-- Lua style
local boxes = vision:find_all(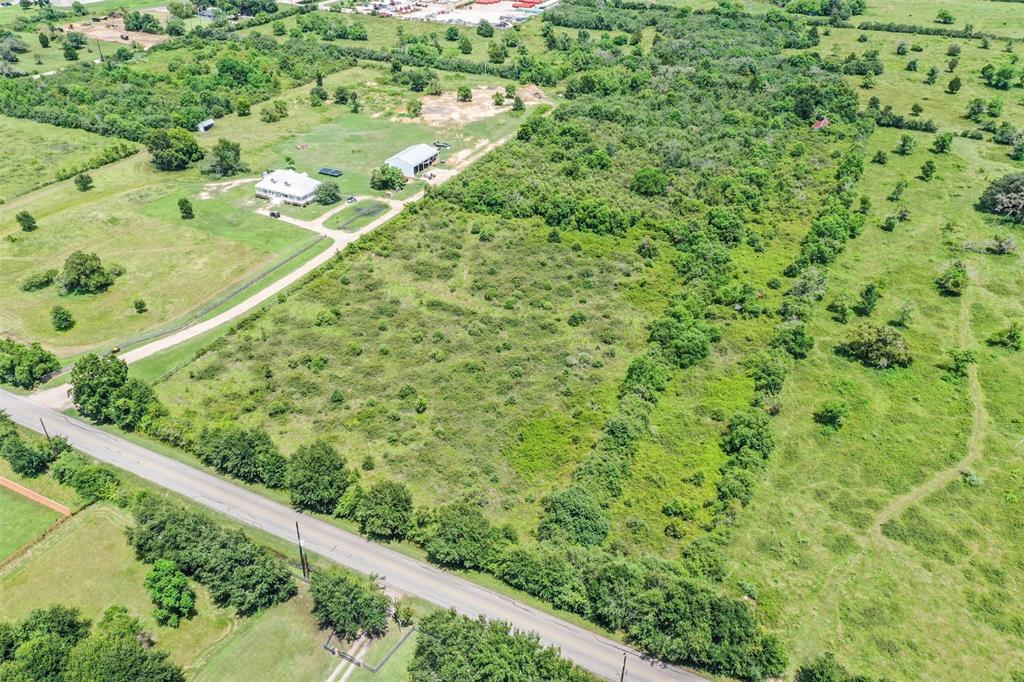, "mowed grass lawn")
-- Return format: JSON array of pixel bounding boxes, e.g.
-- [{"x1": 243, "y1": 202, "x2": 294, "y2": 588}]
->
[
  {"x1": 0, "y1": 116, "x2": 121, "y2": 202},
  {"x1": 0, "y1": 504, "x2": 336, "y2": 681},
  {"x1": 0, "y1": 486, "x2": 60, "y2": 561},
  {"x1": 0, "y1": 149, "x2": 314, "y2": 357},
  {"x1": 724, "y1": 125, "x2": 1024, "y2": 679}
]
